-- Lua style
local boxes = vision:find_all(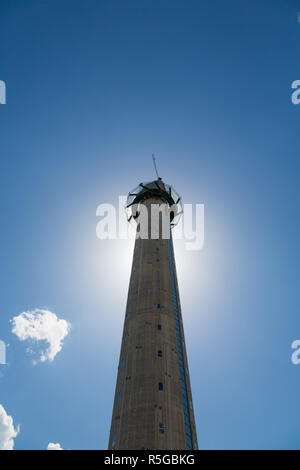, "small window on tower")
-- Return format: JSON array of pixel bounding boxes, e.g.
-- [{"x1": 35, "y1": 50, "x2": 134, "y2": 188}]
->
[
  {"x1": 156, "y1": 258, "x2": 159, "y2": 262},
  {"x1": 112, "y1": 434, "x2": 116, "y2": 447},
  {"x1": 158, "y1": 382, "x2": 163, "y2": 391},
  {"x1": 157, "y1": 350, "x2": 163, "y2": 357},
  {"x1": 157, "y1": 304, "x2": 161, "y2": 309},
  {"x1": 158, "y1": 423, "x2": 165, "y2": 434},
  {"x1": 157, "y1": 324, "x2": 162, "y2": 330}
]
